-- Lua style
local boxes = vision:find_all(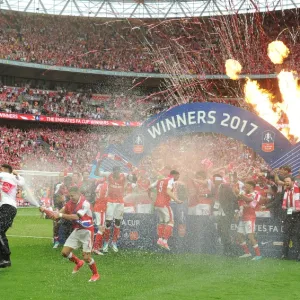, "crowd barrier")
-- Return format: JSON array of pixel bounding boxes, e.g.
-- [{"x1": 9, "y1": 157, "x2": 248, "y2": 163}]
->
[
  {"x1": 55, "y1": 203, "x2": 291, "y2": 258},
  {"x1": 118, "y1": 213, "x2": 287, "y2": 258}
]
